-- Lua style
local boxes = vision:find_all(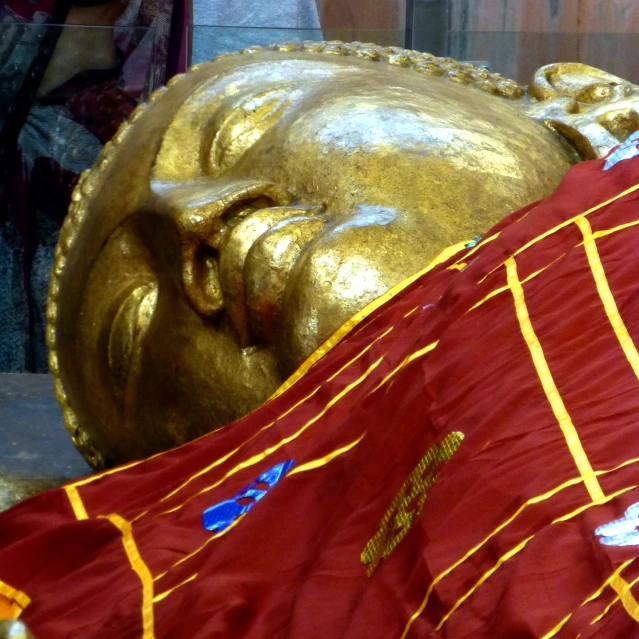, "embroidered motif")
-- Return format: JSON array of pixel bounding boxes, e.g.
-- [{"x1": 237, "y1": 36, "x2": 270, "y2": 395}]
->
[
  {"x1": 604, "y1": 131, "x2": 639, "y2": 171},
  {"x1": 361, "y1": 432, "x2": 464, "y2": 576},
  {"x1": 596, "y1": 502, "x2": 639, "y2": 546},
  {"x1": 202, "y1": 460, "x2": 294, "y2": 532}
]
